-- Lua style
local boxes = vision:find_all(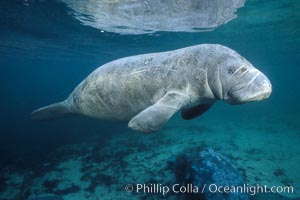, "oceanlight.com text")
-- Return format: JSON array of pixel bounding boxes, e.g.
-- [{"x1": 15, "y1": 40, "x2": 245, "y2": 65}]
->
[{"x1": 125, "y1": 183, "x2": 294, "y2": 196}]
